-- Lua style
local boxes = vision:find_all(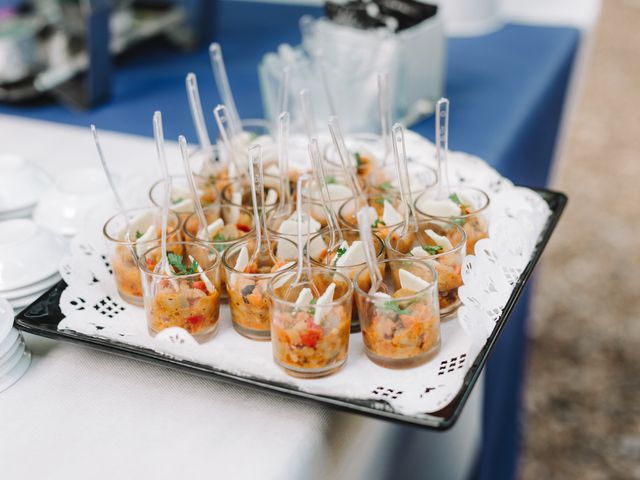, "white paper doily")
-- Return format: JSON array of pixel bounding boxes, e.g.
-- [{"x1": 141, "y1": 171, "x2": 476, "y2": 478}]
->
[{"x1": 56, "y1": 142, "x2": 550, "y2": 417}]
